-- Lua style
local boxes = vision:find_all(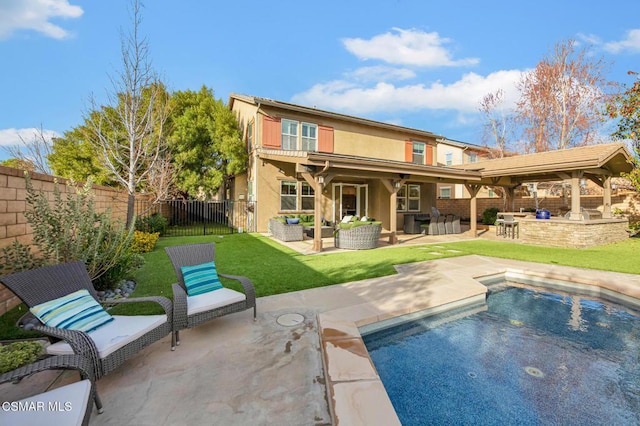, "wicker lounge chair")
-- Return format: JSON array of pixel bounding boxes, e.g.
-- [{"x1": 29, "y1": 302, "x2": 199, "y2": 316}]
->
[
  {"x1": 165, "y1": 243, "x2": 257, "y2": 346},
  {"x1": 0, "y1": 261, "x2": 175, "y2": 378},
  {"x1": 334, "y1": 223, "x2": 382, "y2": 250},
  {"x1": 0, "y1": 354, "x2": 100, "y2": 425}
]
